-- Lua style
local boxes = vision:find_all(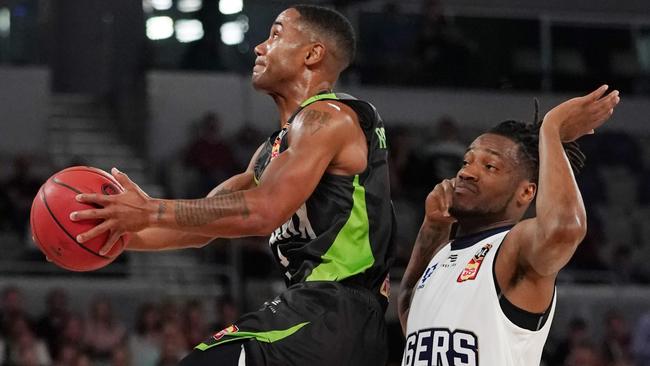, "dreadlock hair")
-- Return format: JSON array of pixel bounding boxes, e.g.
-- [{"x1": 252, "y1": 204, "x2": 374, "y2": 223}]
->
[
  {"x1": 488, "y1": 99, "x2": 586, "y2": 184},
  {"x1": 291, "y1": 4, "x2": 356, "y2": 70}
]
